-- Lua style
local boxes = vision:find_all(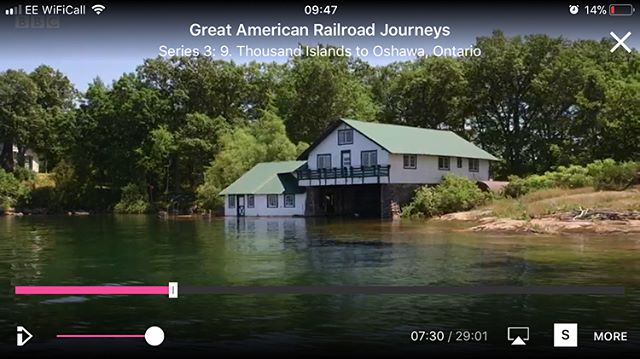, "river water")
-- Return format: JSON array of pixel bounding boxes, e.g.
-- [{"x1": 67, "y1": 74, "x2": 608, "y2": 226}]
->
[{"x1": 1, "y1": 215, "x2": 639, "y2": 356}]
